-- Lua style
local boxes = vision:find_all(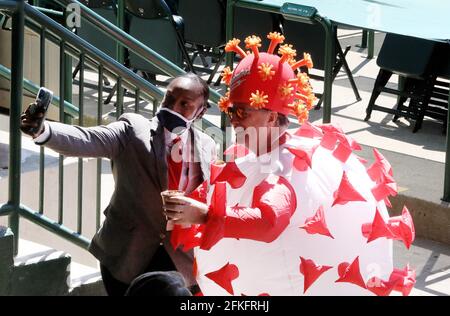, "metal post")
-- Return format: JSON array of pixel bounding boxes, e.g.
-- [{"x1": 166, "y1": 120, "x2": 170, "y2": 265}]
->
[
  {"x1": 9, "y1": 0, "x2": 25, "y2": 254},
  {"x1": 223, "y1": 0, "x2": 236, "y2": 151},
  {"x1": 367, "y1": 30, "x2": 375, "y2": 59},
  {"x1": 58, "y1": 40, "x2": 65, "y2": 225},
  {"x1": 96, "y1": 65, "x2": 103, "y2": 230},
  {"x1": 77, "y1": 53, "x2": 84, "y2": 234},
  {"x1": 116, "y1": 76, "x2": 123, "y2": 119},
  {"x1": 135, "y1": 89, "x2": 140, "y2": 113},
  {"x1": 116, "y1": 0, "x2": 125, "y2": 65},
  {"x1": 443, "y1": 81, "x2": 450, "y2": 202},
  {"x1": 359, "y1": 30, "x2": 368, "y2": 49},
  {"x1": 39, "y1": 27, "x2": 46, "y2": 215},
  {"x1": 62, "y1": 9, "x2": 72, "y2": 106},
  {"x1": 318, "y1": 17, "x2": 334, "y2": 123},
  {"x1": 225, "y1": 0, "x2": 235, "y2": 69},
  {"x1": 153, "y1": 98, "x2": 159, "y2": 116}
]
